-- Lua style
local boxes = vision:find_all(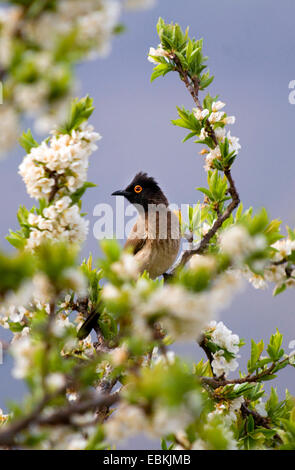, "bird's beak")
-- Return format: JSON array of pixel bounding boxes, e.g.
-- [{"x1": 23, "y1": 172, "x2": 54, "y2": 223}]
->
[{"x1": 111, "y1": 190, "x2": 130, "y2": 197}]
